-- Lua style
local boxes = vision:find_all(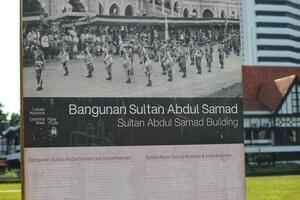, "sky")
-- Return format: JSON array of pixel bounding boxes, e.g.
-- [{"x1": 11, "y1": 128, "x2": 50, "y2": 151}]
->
[{"x1": 0, "y1": 1, "x2": 20, "y2": 116}]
